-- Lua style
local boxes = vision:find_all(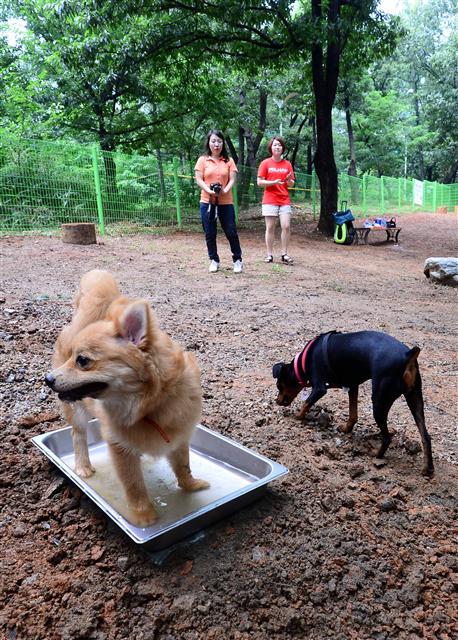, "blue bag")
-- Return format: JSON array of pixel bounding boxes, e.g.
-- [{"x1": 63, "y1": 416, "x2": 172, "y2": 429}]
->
[{"x1": 333, "y1": 201, "x2": 355, "y2": 245}]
